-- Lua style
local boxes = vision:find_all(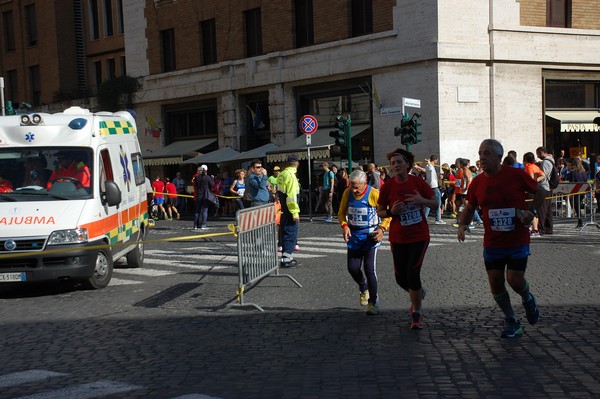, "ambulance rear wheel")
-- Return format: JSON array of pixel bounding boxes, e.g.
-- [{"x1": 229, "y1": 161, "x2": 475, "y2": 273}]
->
[
  {"x1": 82, "y1": 249, "x2": 113, "y2": 289},
  {"x1": 126, "y1": 238, "x2": 144, "y2": 268}
]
